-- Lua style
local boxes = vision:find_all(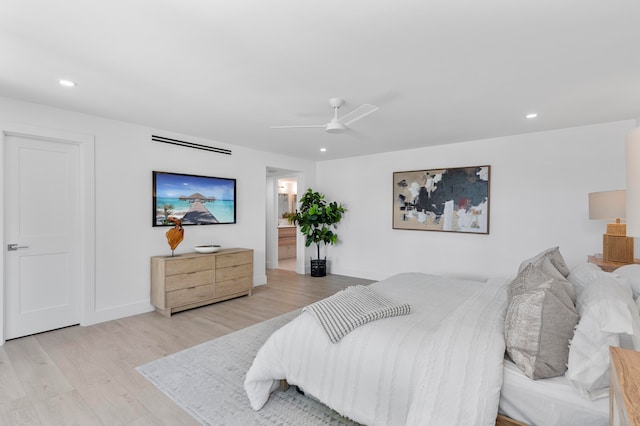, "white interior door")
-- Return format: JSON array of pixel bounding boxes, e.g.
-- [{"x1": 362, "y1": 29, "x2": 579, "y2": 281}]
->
[{"x1": 4, "y1": 134, "x2": 81, "y2": 340}]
